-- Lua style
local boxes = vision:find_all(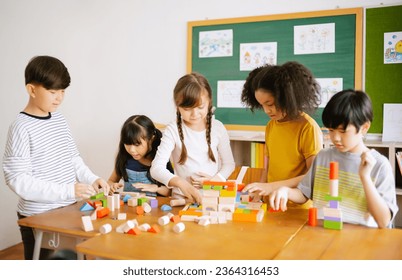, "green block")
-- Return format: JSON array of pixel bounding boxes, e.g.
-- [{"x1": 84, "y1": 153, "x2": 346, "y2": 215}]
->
[
  {"x1": 90, "y1": 193, "x2": 105, "y2": 200},
  {"x1": 202, "y1": 185, "x2": 212, "y2": 190},
  {"x1": 323, "y1": 219, "x2": 343, "y2": 230},
  {"x1": 101, "y1": 199, "x2": 107, "y2": 207},
  {"x1": 324, "y1": 194, "x2": 342, "y2": 201},
  {"x1": 137, "y1": 197, "x2": 147, "y2": 206}
]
